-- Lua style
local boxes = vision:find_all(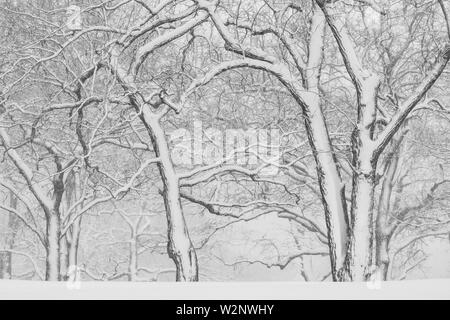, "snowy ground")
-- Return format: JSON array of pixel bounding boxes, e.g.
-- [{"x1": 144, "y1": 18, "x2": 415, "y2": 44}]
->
[{"x1": 0, "y1": 279, "x2": 449, "y2": 299}]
